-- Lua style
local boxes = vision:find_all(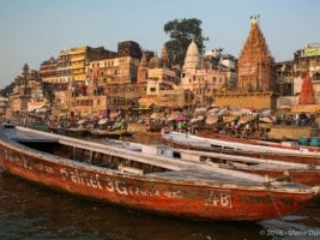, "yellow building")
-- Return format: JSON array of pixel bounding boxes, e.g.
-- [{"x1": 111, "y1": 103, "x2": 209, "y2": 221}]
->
[{"x1": 71, "y1": 46, "x2": 88, "y2": 82}]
